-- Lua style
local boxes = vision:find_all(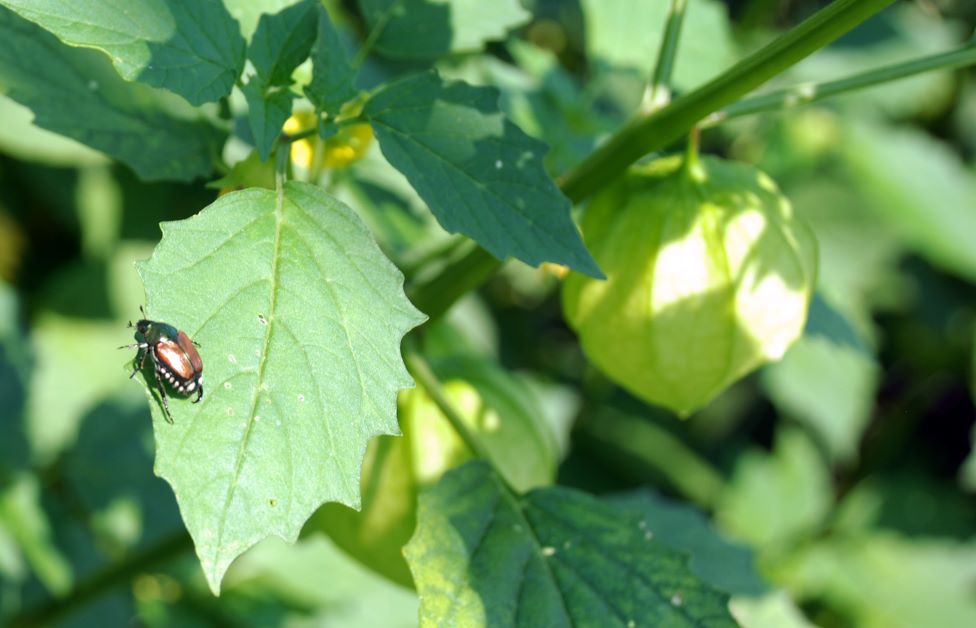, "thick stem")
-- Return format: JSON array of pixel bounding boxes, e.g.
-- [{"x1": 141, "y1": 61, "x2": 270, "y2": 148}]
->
[{"x1": 559, "y1": 0, "x2": 897, "y2": 203}]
